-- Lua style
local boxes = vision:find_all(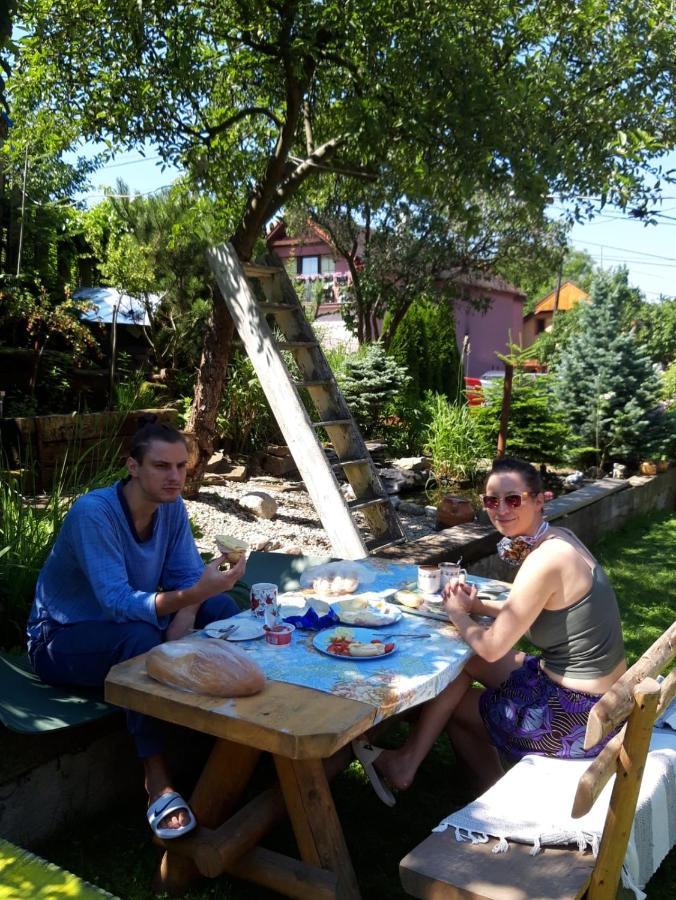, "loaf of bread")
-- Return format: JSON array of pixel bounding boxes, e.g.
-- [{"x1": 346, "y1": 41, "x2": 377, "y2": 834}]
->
[
  {"x1": 312, "y1": 575, "x2": 359, "y2": 596},
  {"x1": 146, "y1": 638, "x2": 265, "y2": 697}
]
